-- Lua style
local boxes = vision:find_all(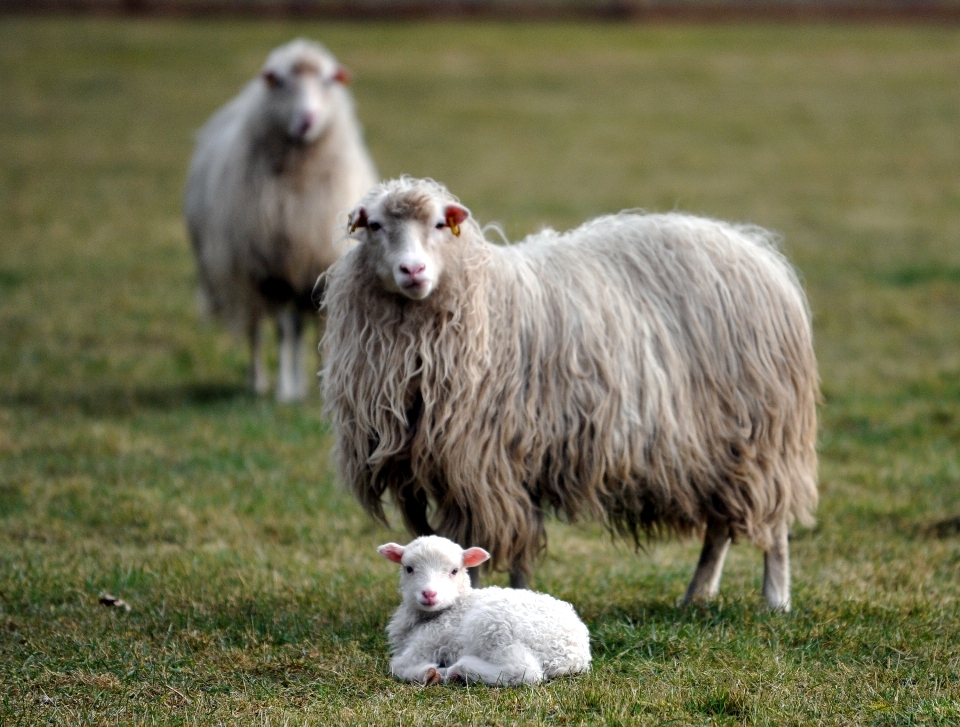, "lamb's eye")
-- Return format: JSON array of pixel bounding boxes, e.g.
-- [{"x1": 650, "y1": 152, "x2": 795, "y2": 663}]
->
[
  {"x1": 405, "y1": 565, "x2": 413, "y2": 574},
  {"x1": 435, "y1": 222, "x2": 444, "y2": 230},
  {"x1": 451, "y1": 568, "x2": 459, "y2": 576},
  {"x1": 369, "y1": 221, "x2": 382, "y2": 232}
]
